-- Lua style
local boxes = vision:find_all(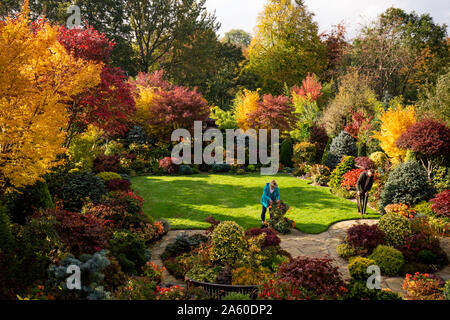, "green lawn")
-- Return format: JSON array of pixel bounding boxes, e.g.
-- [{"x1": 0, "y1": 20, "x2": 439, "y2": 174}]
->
[{"x1": 131, "y1": 173, "x2": 379, "y2": 234}]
